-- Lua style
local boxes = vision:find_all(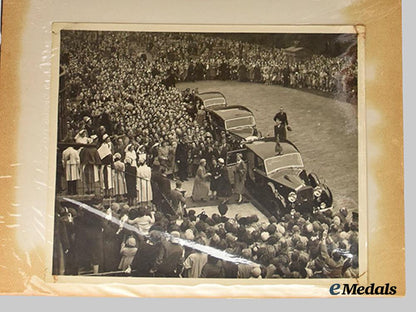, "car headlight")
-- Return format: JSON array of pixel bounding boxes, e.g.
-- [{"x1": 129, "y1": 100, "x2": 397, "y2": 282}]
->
[
  {"x1": 288, "y1": 192, "x2": 297, "y2": 203},
  {"x1": 320, "y1": 202, "x2": 327, "y2": 209},
  {"x1": 314, "y1": 186, "x2": 323, "y2": 197}
]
